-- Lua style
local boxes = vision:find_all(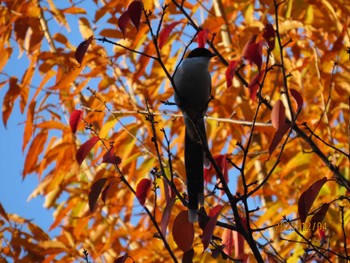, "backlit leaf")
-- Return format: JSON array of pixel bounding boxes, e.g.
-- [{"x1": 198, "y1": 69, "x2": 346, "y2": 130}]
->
[
  {"x1": 225, "y1": 60, "x2": 239, "y2": 89},
  {"x1": 76, "y1": 136, "x2": 100, "y2": 166},
  {"x1": 248, "y1": 70, "x2": 265, "y2": 100},
  {"x1": 202, "y1": 205, "x2": 223, "y2": 250},
  {"x1": 69, "y1": 109, "x2": 83, "y2": 134},
  {"x1": 158, "y1": 21, "x2": 181, "y2": 49},
  {"x1": 2, "y1": 77, "x2": 20, "y2": 128},
  {"x1": 197, "y1": 28, "x2": 209, "y2": 48},
  {"x1": 268, "y1": 122, "x2": 290, "y2": 155},
  {"x1": 243, "y1": 35, "x2": 263, "y2": 70},
  {"x1": 271, "y1": 100, "x2": 285, "y2": 130},
  {"x1": 135, "y1": 178, "x2": 152, "y2": 206},
  {"x1": 290, "y1": 88, "x2": 304, "y2": 112},
  {"x1": 298, "y1": 177, "x2": 327, "y2": 223},
  {"x1": 102, "y1": 146, "x2": 122, "y2": 165},
  {"x1": 172, "y1": 210, "x2": 194, "y2": 252}
]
